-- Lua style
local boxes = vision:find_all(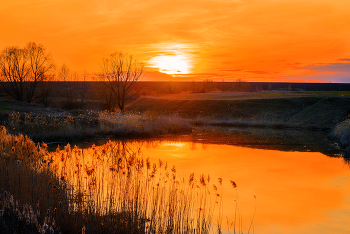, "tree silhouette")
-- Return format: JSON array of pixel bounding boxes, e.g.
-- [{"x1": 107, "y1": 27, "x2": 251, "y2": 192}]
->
[
  {"x1": 0, "y1": 42, "x2": 55, "y2": 103},
  {"x1": 99, "y1": 52, "x2": 144, "y2": 112}
]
